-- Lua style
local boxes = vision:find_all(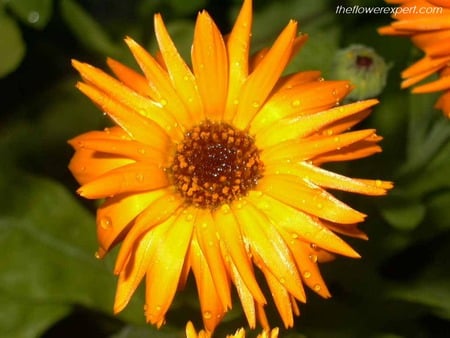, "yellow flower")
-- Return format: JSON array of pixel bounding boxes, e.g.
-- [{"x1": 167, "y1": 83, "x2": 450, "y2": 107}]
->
[
  {"x1": 69, "y1": 0, "x2": 392, "y2": 333},
  {"x1": 185, "y1": 321, "x2": 279, "y2": 338},
  {"x1": 378, "y1": 0, "x2": 450, "y2": 117}
]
